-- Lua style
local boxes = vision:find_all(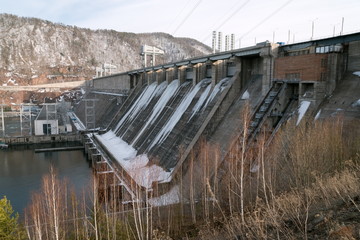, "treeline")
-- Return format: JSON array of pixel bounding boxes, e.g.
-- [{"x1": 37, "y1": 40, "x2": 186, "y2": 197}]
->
[{"x1": 1, "y1": 114, "x2": 360, "y2": 239}]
